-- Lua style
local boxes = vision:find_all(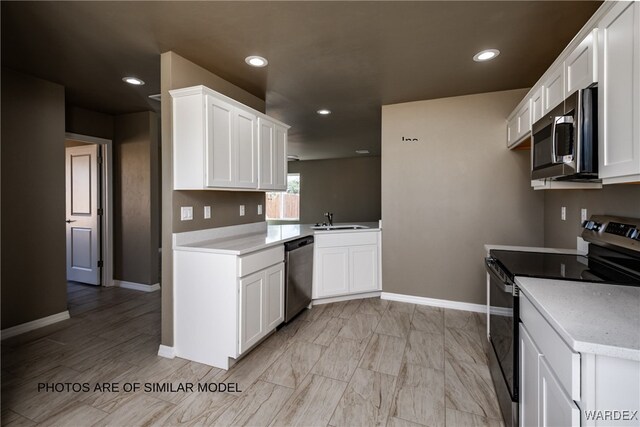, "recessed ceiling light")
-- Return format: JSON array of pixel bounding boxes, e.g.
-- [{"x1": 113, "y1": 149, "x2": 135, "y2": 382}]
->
[
  {"x1": 473, "y1": 49, "x2": 500, "y2": 62},
  {"x1": 317, "y1": 109, "x2": 331, "y2": 115},
  {"x1": 355, "y1": 149, "x2": 370, "y2": 154},
  {"x1": 122, "y1": 76, "x2": 145, "y2": 85},
  {"x1": 245, "y1": 56, "x2": 268, "y2": 67}
]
